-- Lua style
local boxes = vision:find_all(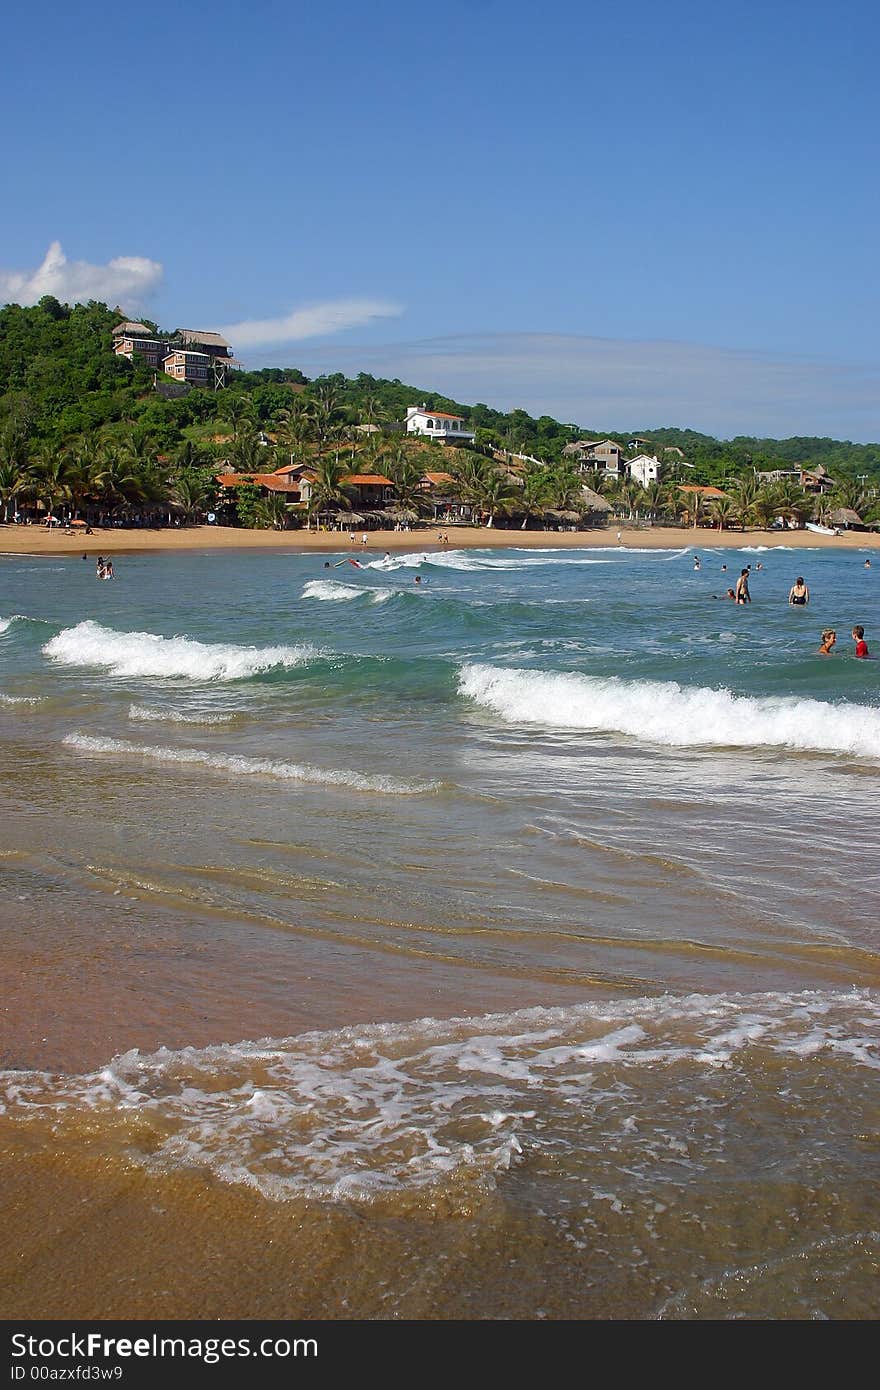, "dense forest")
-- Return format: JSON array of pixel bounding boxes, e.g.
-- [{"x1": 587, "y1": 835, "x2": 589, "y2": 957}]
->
[{"x1": 1, "y1": 296, "x2": 878, "y2": 531}]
